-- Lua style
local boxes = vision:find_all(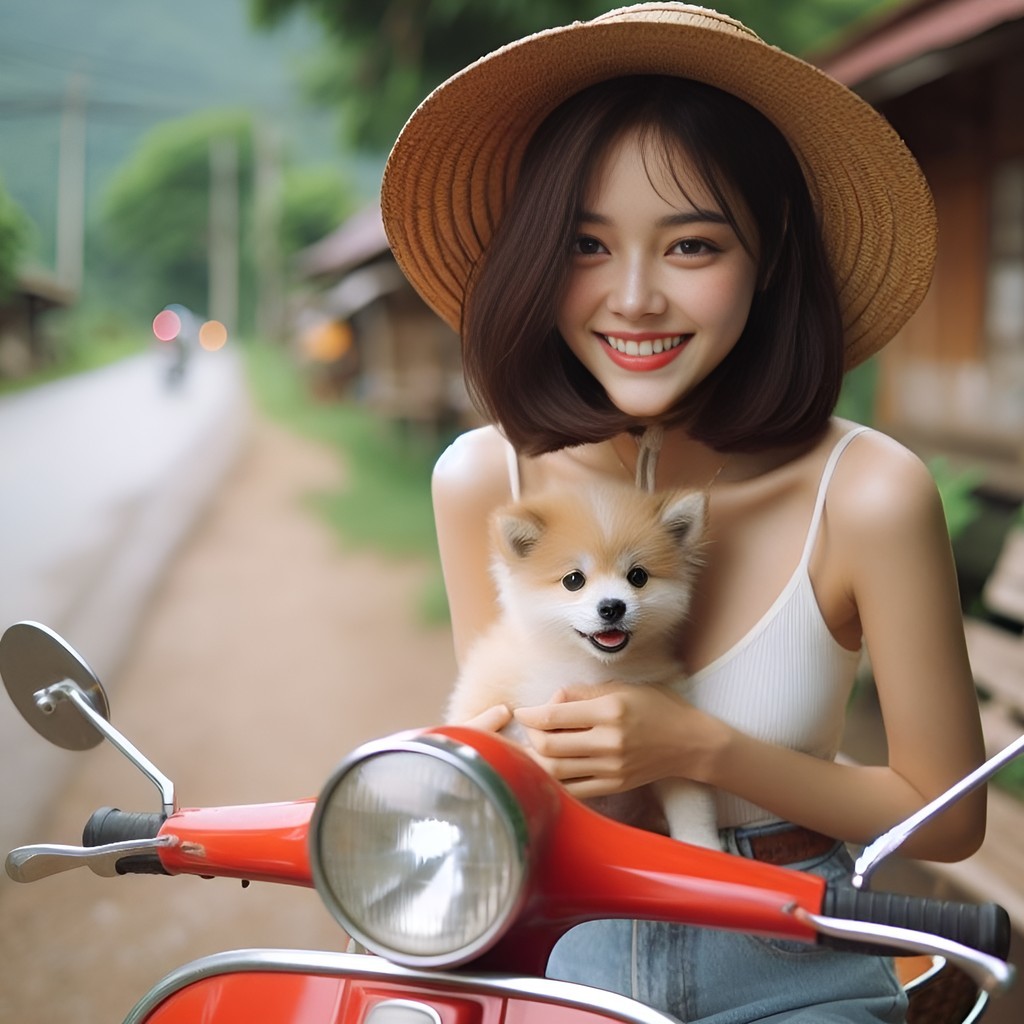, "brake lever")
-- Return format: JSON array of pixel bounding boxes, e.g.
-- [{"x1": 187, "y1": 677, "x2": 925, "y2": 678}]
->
[
  {"x1": 853, "y1": 733, "x2": 1024, "y2": 890},
  {"x1": 791, "y1": 906, "x2": 1016, "y2": 996},
  {"x1": 5, "y1": 834, "x2": 179, "y2": 882}
]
